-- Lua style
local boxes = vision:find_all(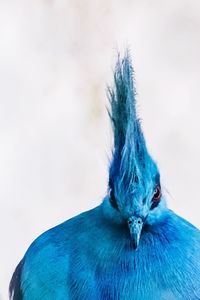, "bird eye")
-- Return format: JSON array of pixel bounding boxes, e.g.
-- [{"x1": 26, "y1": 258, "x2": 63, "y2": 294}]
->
[
  {"x1": 109, "y1": 188, "x2": 119, "y2": 211},
  {"x1": 151, "y1": 185, "x2": 161, "y2": 210},
  {"x1": 153, "y1": 185, "x2": 161, "y2": 200}
]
